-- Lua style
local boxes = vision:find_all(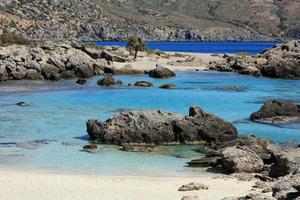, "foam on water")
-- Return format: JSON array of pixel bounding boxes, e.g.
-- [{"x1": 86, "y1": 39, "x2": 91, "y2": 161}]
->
[{"x1": 0, "y1": 71, "x2": 299, "y2": 174}]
